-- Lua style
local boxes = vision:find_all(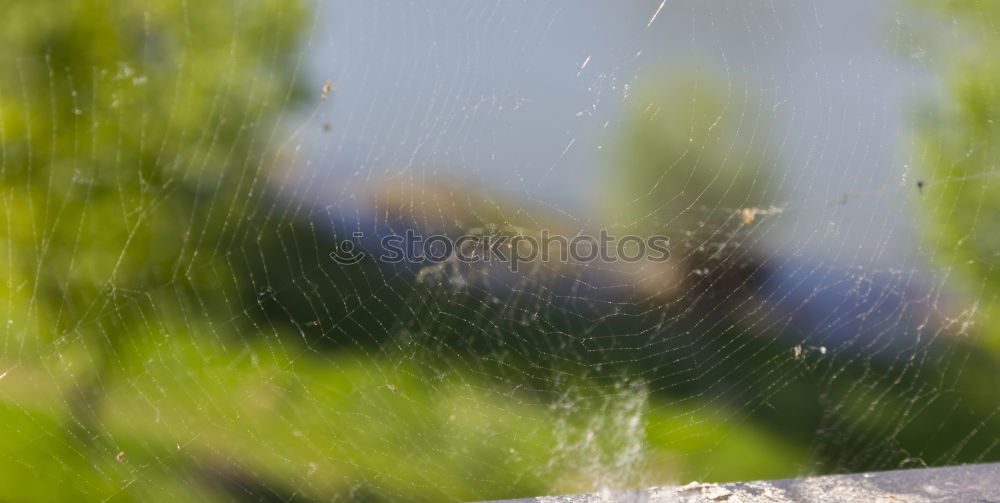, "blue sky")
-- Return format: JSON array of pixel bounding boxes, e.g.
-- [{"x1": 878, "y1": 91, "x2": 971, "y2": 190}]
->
[{"x1": 294, "y1": 0, "x2": 939, "y2": 268}]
